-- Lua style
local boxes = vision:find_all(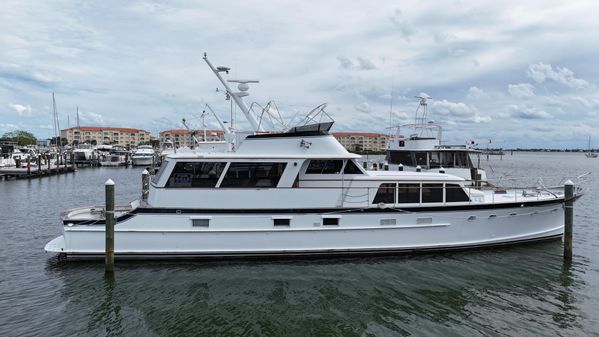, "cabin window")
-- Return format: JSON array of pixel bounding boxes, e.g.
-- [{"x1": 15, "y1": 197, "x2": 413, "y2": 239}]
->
[
  {"x1": 152, "y1": 160, "x2": 169, "y2": 184},
  {"x1": 441, "y1": 152, "x2": 455, "y2": 168},
  {"x1": 428, "y1": 152, "x2": 441, "y2": 168},
  {"x1": 414, "y1": 152, "x2": 427, "y2": 166},
  {"x1": 220, "y1": 162, "x2": 287, "y2": 188},
  {"x1": 373, "y1": 183, "x2": 396, "y2": 204},
  {"x1": 191, "y1": 218, "x2": 210, "y2": 227},
  {"x1": 306, "y1": 160, "x2": 343, "y2": 174},
  {"x1": 343, "y1": 160, "x2": 363, "y2": 174},
  {"x1": 398, "y1": 183, "x2": 420, "y2": 203},
  {"x1": 455, "y1": 152, "x2": 470, "y2": 168},
  {"x1": 422, "y1": 184, "x2": 443, "y2": 203},
  {"x1": 387, "y1": 151, "x2": 413, "y2": 166},
  {"x1": 446, "y1": 184, "x2": 470, "y2": 202},
  {"x1": 166, "y1": 162, "x2": 225, "y2": 187}
]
